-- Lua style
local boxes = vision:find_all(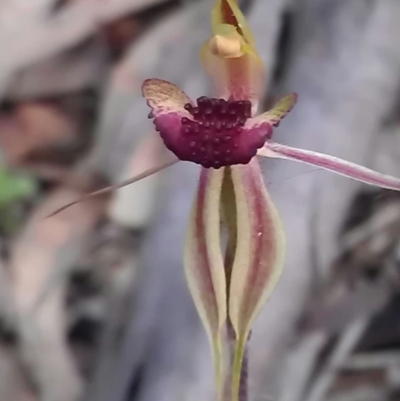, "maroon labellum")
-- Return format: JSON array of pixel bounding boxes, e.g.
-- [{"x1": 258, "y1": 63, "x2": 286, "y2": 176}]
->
[{"x1": 151, "y1": 95, "x2": 271, "y2": 169}]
